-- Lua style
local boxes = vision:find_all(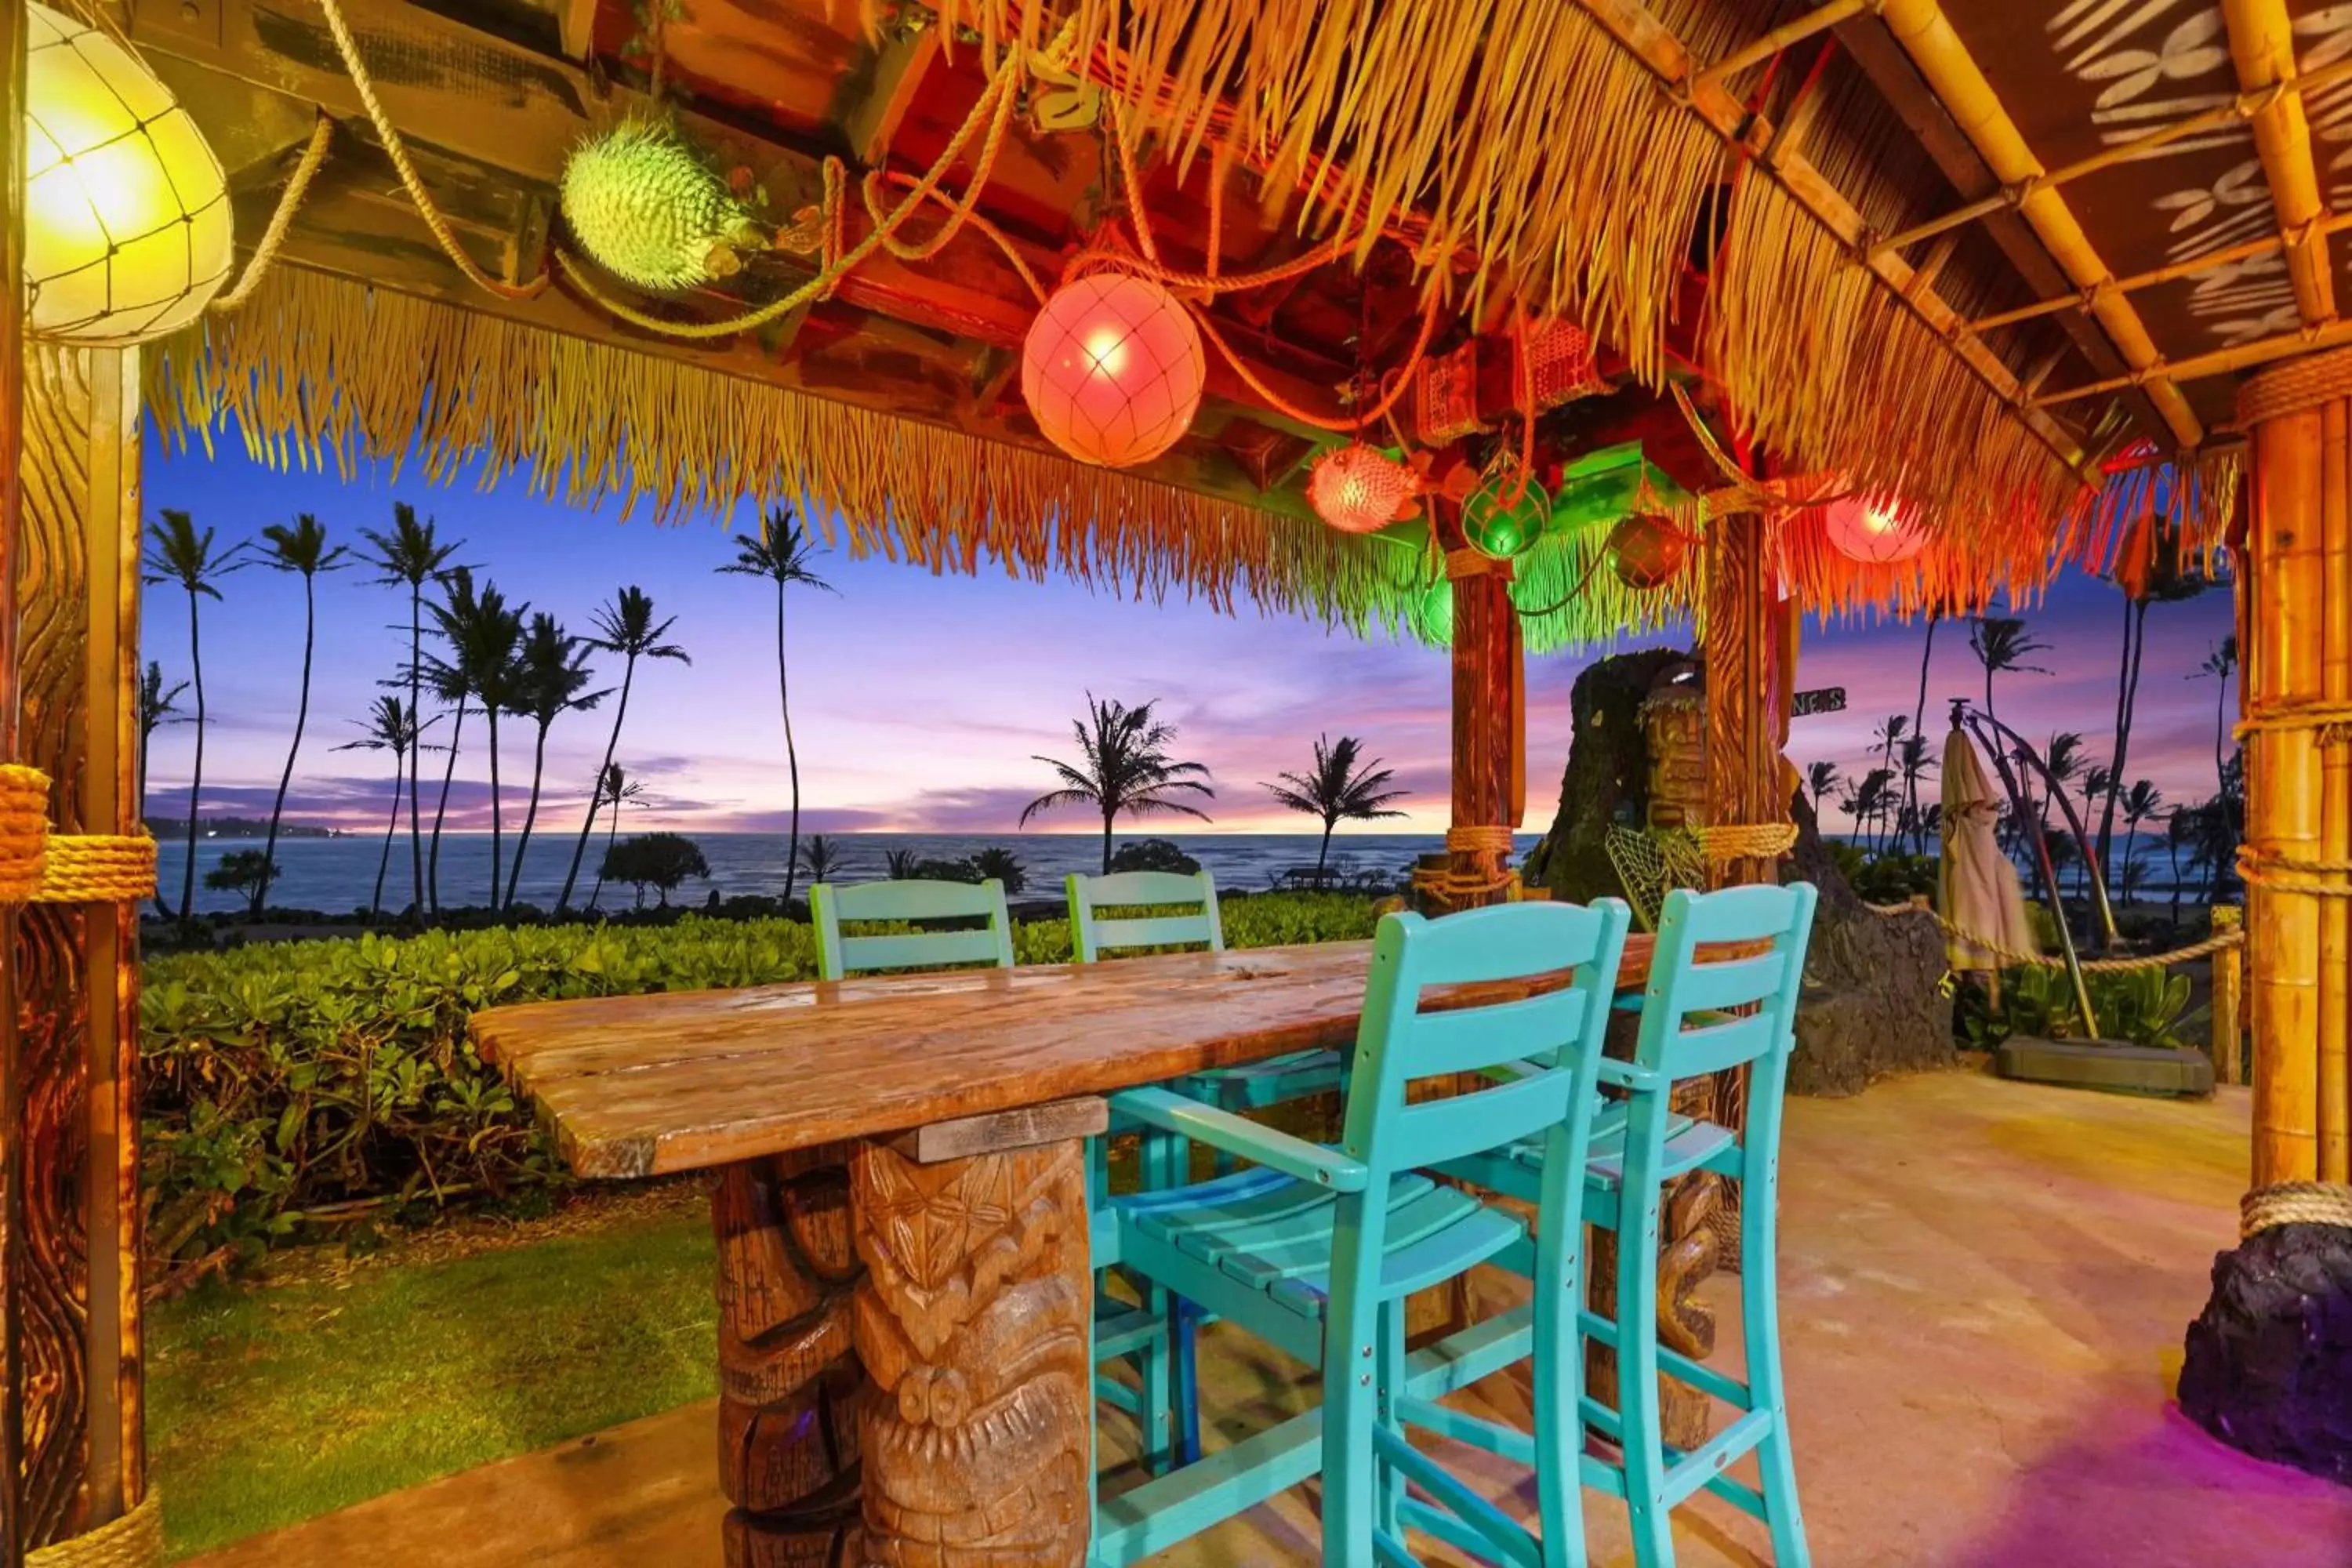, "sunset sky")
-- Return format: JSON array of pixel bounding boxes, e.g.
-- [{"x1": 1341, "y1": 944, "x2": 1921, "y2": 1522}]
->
[{"x1": 140, "y1": 431, "x2": 2239, "y2": 840}]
